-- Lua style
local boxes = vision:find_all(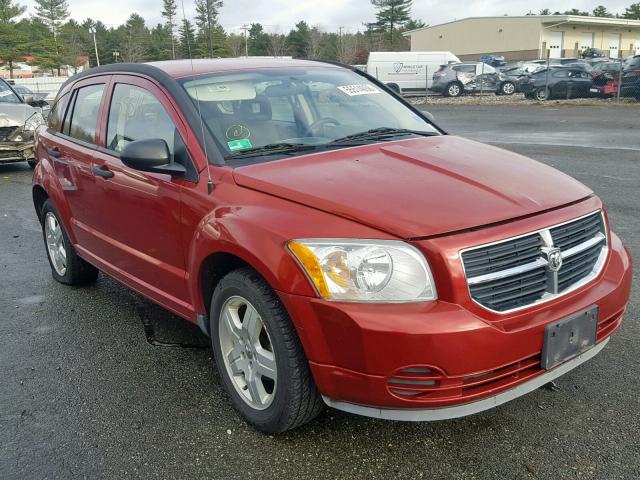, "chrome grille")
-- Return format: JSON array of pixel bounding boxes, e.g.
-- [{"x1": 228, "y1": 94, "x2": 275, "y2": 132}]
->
[{"x1": 461, "y1": 211, "x2": 607, "y2": 313}]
